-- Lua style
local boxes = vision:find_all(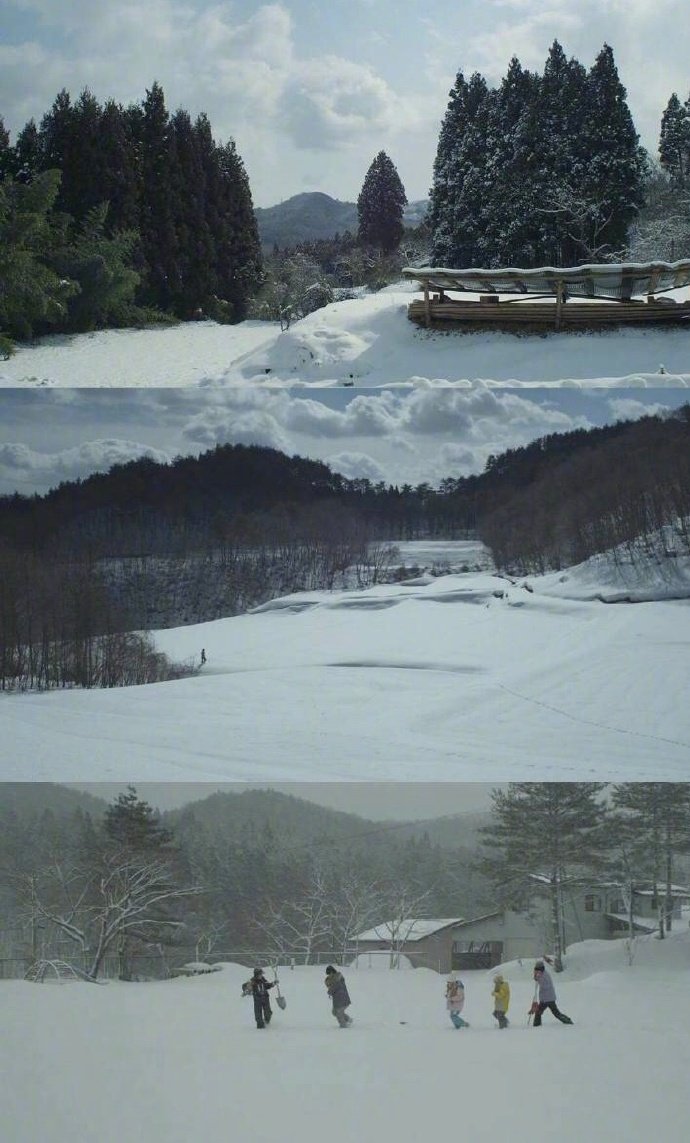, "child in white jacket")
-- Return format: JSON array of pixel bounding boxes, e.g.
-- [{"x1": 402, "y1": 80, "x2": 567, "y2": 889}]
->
[{"x1": 446, "y1": 975, "x2": 469, "y2": 1028}]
